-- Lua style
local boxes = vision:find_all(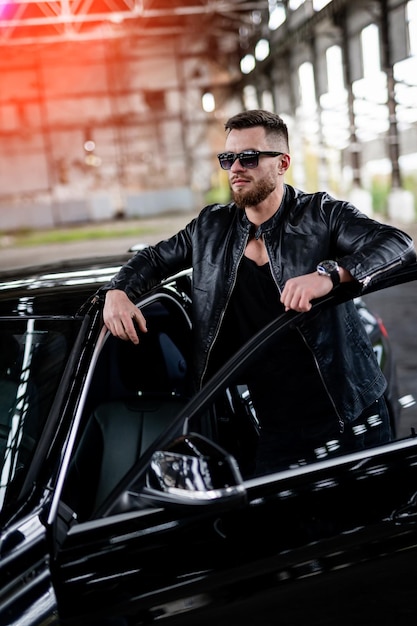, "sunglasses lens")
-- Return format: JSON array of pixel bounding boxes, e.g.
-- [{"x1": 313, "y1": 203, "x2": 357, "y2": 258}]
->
[
  {"x1": 218, "y1": 154, "x2": 235, "y2": 170},
  {"x1": 218, "y1": 152, "x2": 261, "y2": 169},
  {"x1": 239, "y1": 154, "x2": 259, "y2": 168}
]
